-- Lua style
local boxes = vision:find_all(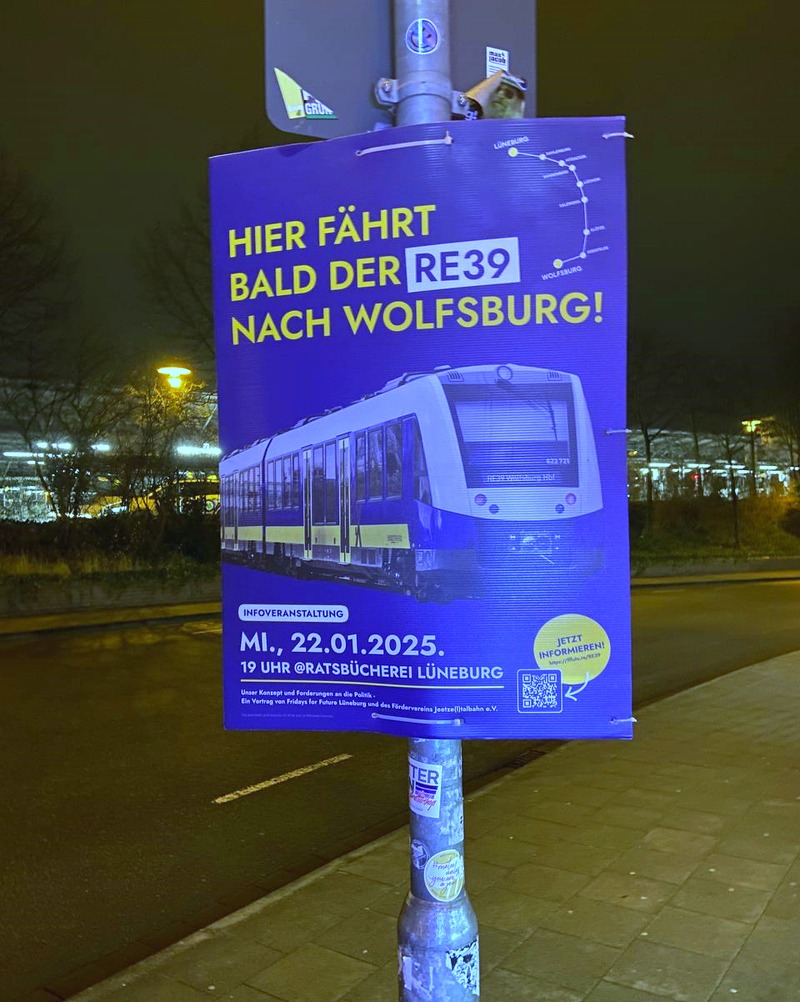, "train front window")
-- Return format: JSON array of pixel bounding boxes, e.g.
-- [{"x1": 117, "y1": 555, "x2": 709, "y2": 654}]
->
[{"x1": 444, "y1": 382, "x2": 578, "y2": 487}]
